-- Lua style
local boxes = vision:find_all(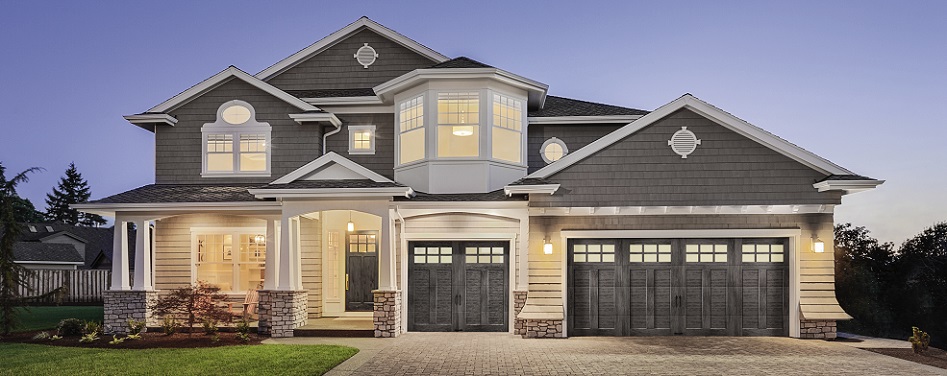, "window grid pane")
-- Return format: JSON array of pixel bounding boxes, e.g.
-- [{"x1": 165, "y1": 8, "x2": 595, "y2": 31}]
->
[
  {"x1": 399, "y1": 95, "x2": 424, "y2": 132},
  {"x1": 464, "y1": 246, "x2": 504, "y2": 264},
  {"x1": 741, "y1": 243, "x2": 785, "y2": 263},
  {"x1": 573, "y1": 243, "x2": 614, "y2": 263},
  {"x1": 630, "y1": 243, "x2": 673, "y2": 263},
  {"x1": 196, "y1": 233, "x2": 264, "y2": 292},
  {"x1": 492, "y1": 94, "x2": 522, "y2": 131},
  {"x1": 353, "y1": 130, "x2": 372, "y2": 150},
  {"x1": 685, "y1": 243, "x2": 728, "y2": 263}
]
